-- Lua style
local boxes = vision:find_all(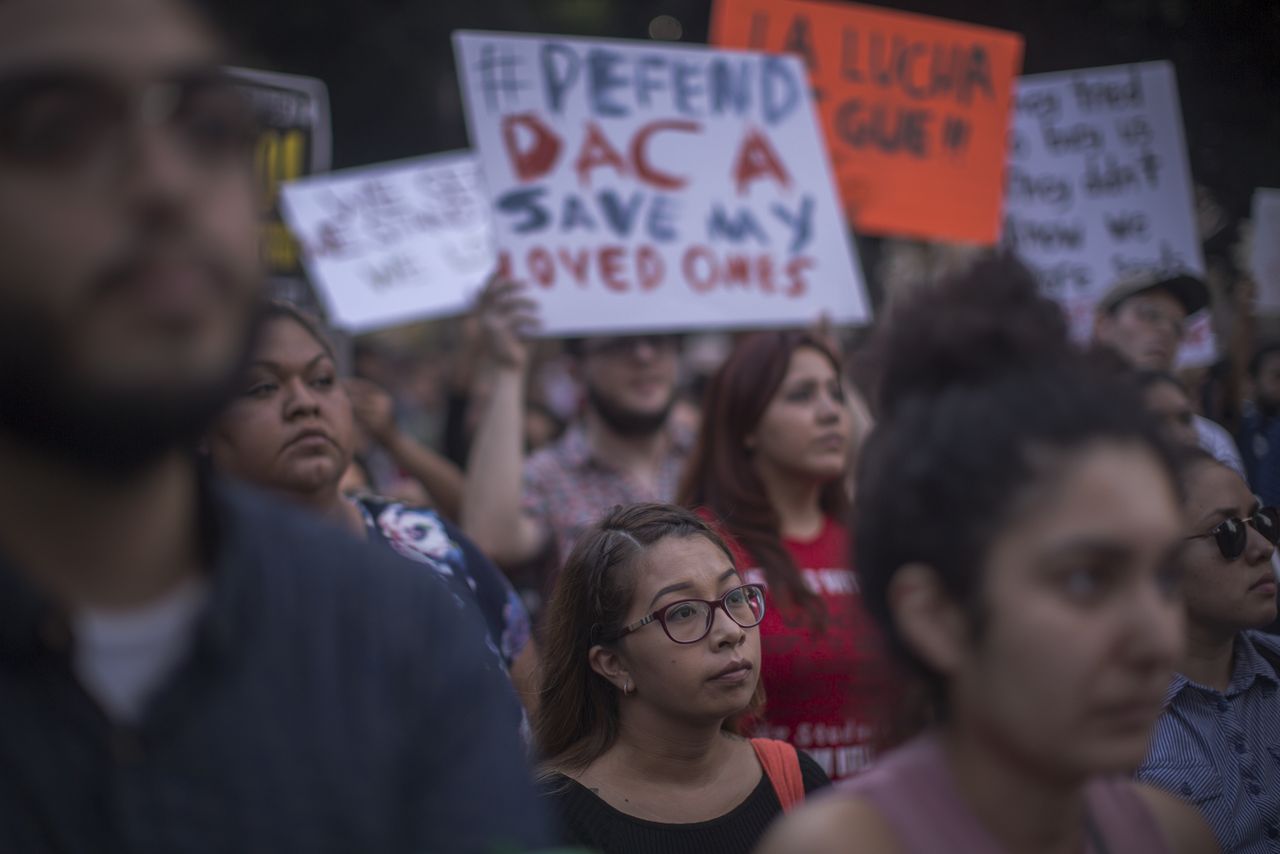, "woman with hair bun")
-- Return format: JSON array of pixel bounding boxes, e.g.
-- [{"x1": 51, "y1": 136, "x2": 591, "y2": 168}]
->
[{"x1": 760, "y1": 255, "x2": 1217, "y2": 853}]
